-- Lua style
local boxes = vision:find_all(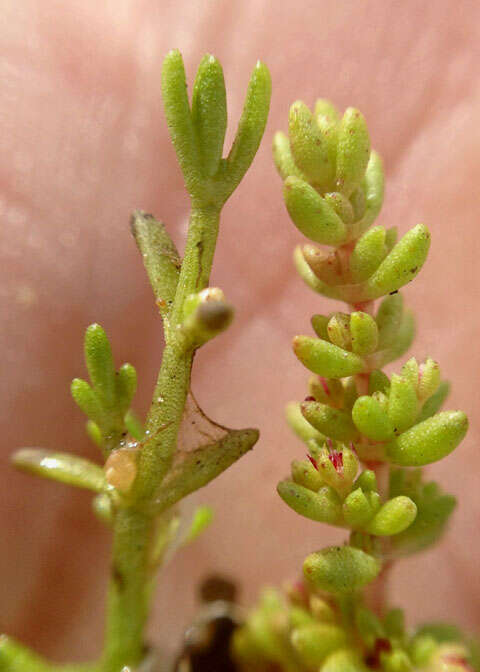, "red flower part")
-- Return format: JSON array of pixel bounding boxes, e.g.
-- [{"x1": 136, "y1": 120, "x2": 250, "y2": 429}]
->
[
  {"x1": 304, "y1": 395, "x2": 316, "y2": 402},
  {"x1": 307, "y1": 454, "x2": 319, "y2": 470},
  {"x1": 319, "y1": 377, "x2": 330, "y2": 396},
  {"x1": 328, "y1": 450, "x2": 343, "y2": 472}
]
